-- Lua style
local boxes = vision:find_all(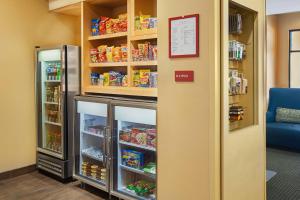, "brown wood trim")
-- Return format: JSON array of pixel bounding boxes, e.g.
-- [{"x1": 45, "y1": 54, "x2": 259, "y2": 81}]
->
[{"x1": 0, "y1": 165, "x2": 36, "y2": 181}]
